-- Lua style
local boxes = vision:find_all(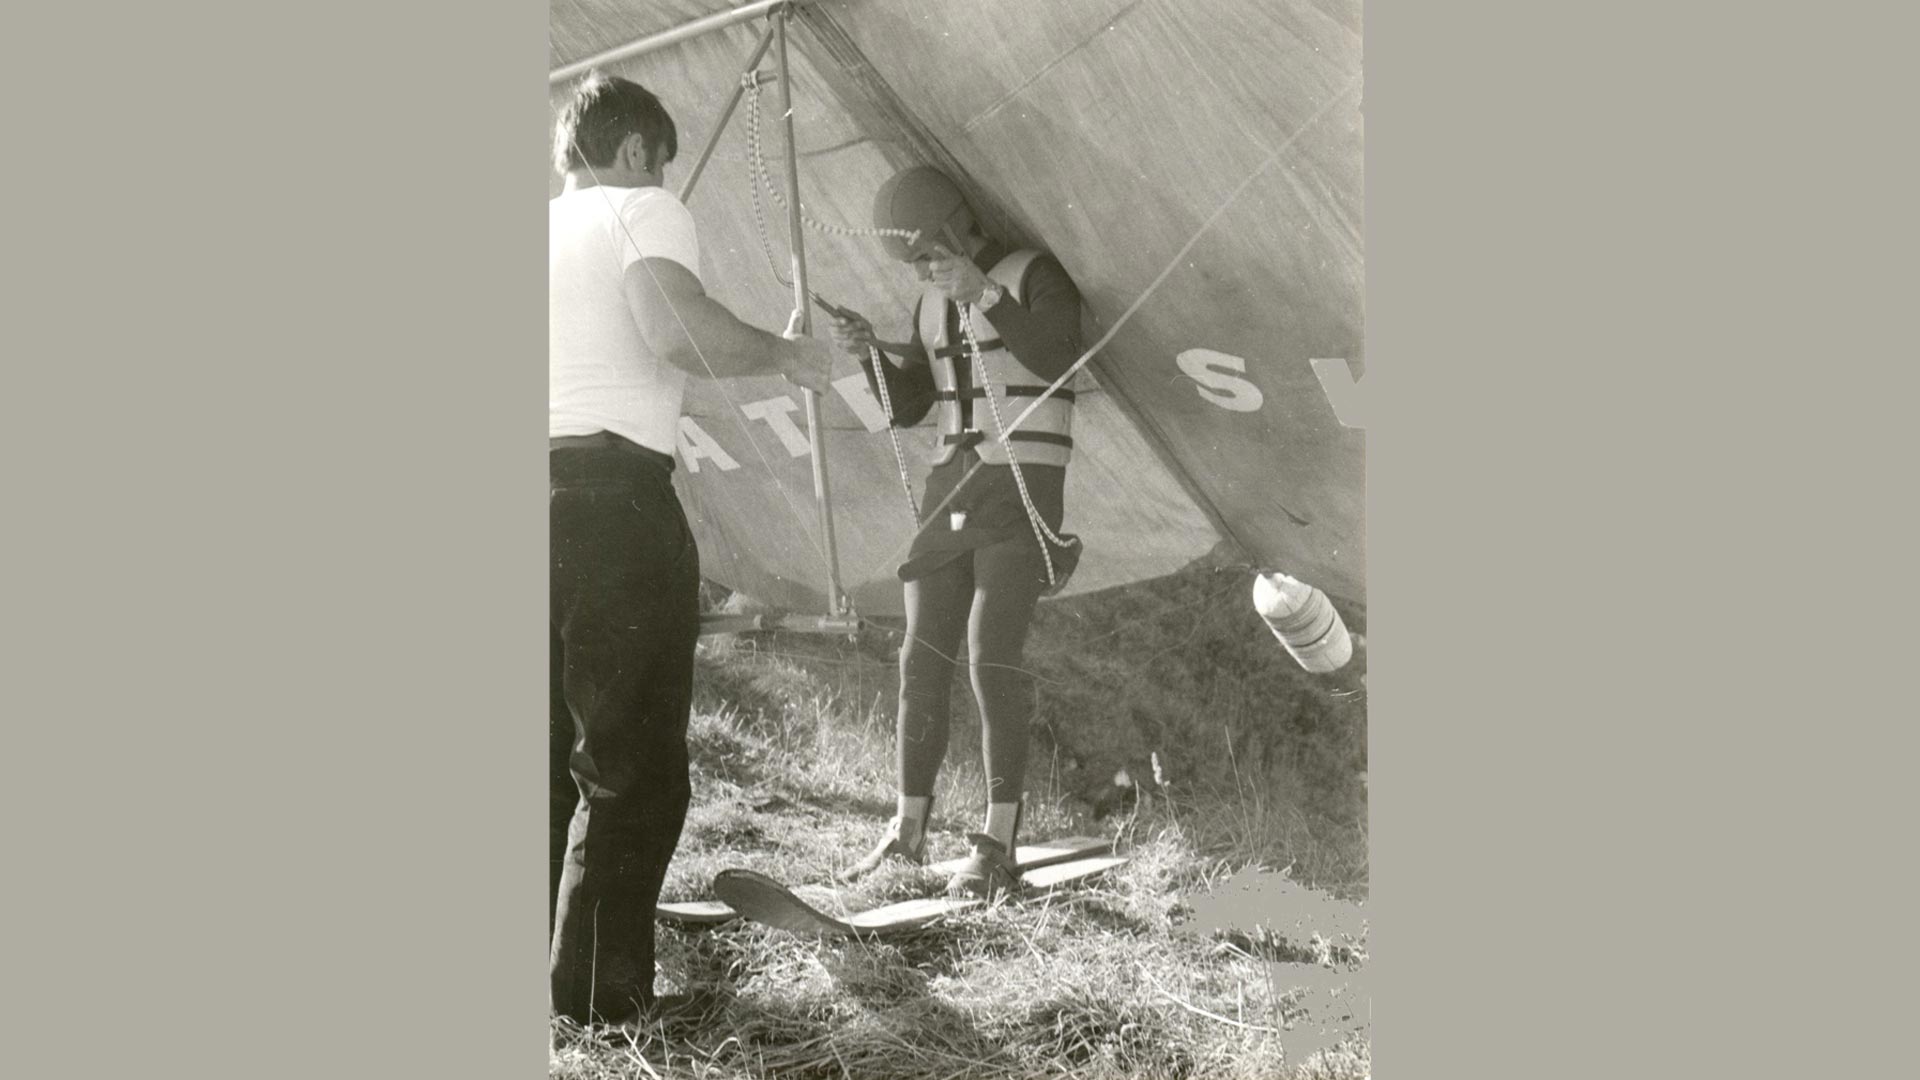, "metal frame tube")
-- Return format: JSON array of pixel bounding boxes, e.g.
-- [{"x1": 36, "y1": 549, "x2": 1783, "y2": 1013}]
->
[
  {"x1": 773, "y1": 10, "x2": 846, "y2": 615},
  {"x1": 677, "y1": 51, "x2": 777, "y2": 205},
  {"x1": 549, "y1": 0, "x2": 808, "y2": 84},
  {"x1": 698, "y1": 613, "x2": 863, "y2": 636}
]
